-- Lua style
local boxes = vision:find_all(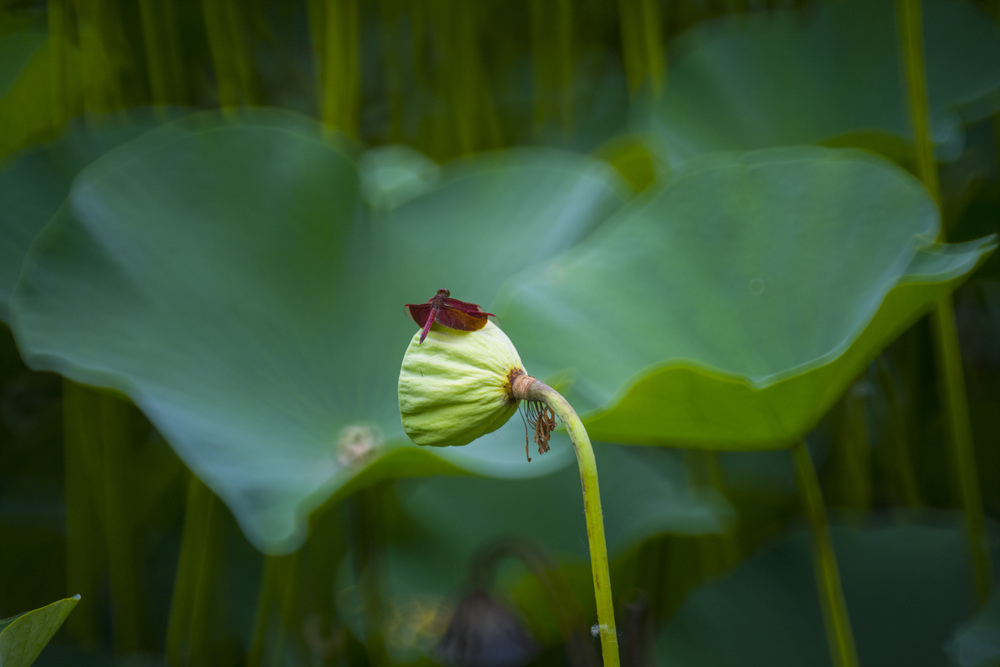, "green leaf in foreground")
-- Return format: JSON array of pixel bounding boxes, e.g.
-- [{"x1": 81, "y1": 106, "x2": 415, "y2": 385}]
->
[
  {"x1": 0, "y1": 595, "x2": 79, "y2": 667},
  {"x1": 497, "y1": 147, "x2": 996, "y2": 450},
  {"x1": 651, "y1": 0, "x2": 1000, "y2": 165},
  {"x1": 9, "y1": 108, "x2": 627, "y2": 553},
  {"x1": 657, "y1": 518, "x2": 989, "y2": 666}
]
